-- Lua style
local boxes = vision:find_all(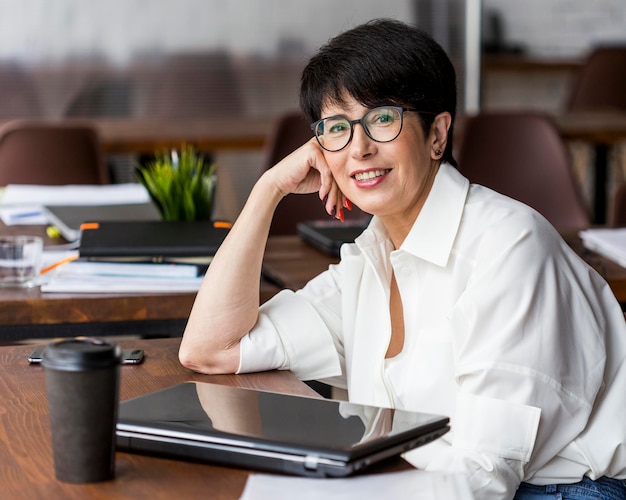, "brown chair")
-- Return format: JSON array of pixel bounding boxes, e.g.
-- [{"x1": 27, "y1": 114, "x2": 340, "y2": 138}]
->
[
  {"x1": 145, "y1": 52, "x2": 243, "y2": 119},
  {"x1": 457, "y1": 112, "x2": 591, "y2": 232},
  {"x1": 0, "y1": 120, "x2": 109, "y2": 186},
  {"x1": 262, "y1": 111, "x2": 367, "y2": 235},
  {"x1": 609, "y1": 183, "x2": 626, "y2": 227},
  {"x1": 566, "y1": 46, "x2": 626, "y2": 112},
  {"x1": 564, "y1": 45, "x2": 626, "y2": 225}
]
